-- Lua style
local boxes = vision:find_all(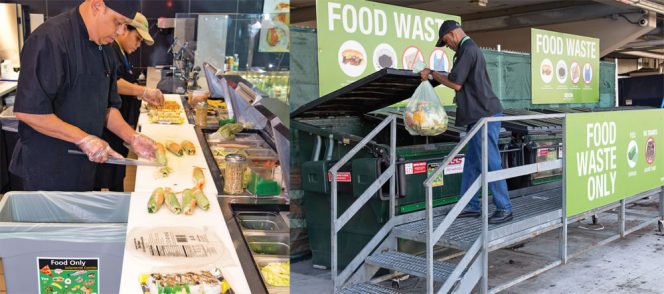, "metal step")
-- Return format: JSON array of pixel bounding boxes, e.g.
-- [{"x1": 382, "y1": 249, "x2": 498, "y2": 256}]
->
[
  {"x1": 338, "y1": 282, "x2": 402, "y2": 294},
  {"x1": 393, "y1": 188, "x2": 563, "y2": 250},
  {"x1": 365, "y1": 251, "x2": 455, "y2": 282}
]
